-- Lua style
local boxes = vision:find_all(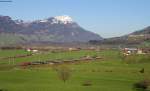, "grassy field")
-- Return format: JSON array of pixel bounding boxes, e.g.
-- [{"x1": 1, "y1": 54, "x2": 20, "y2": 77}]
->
[
  {"x1": 0, "y1": 49, "x2": 30, "y2": 58},
  {"x1": 0, "y1": 49, "x2": 150, "y2": 91}
]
